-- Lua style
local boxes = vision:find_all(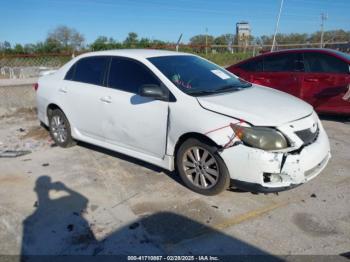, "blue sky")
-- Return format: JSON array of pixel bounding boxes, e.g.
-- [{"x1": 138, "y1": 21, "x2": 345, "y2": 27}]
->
[{"x1": 1, "y1": 0, "x2": 349, "y2": 45}]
